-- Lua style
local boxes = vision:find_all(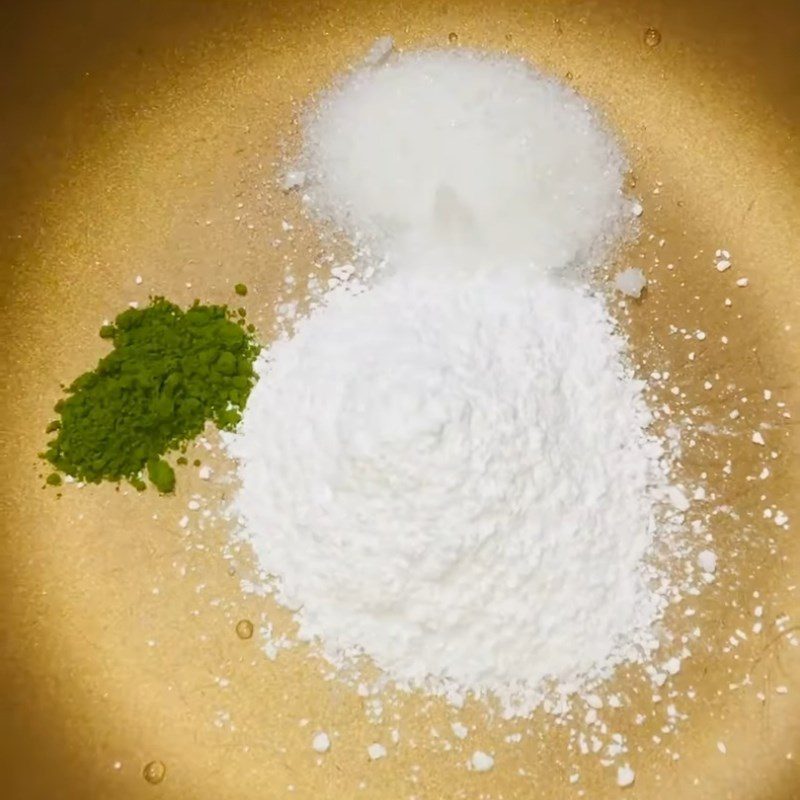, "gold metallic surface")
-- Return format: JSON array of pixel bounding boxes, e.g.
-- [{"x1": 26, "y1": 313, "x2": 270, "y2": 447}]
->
[{"x1": 1, "y1": 1, "x2": 799, "y2": 798}]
